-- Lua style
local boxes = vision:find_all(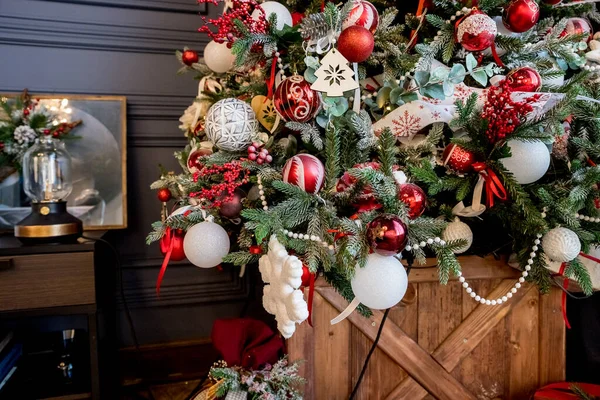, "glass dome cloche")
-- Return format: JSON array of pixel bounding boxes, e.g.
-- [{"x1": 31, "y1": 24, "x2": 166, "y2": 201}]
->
[{"x1": 15, "y1": 136, "x2": 82, "y2": 244}]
